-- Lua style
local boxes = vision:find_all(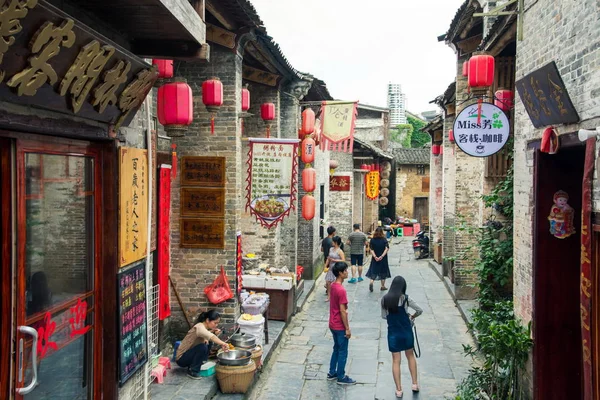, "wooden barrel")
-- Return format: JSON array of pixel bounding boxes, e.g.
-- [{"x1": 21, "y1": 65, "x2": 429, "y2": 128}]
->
[{"x1": 215, "y1": 360, "x2": 256, "y2": 394}]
